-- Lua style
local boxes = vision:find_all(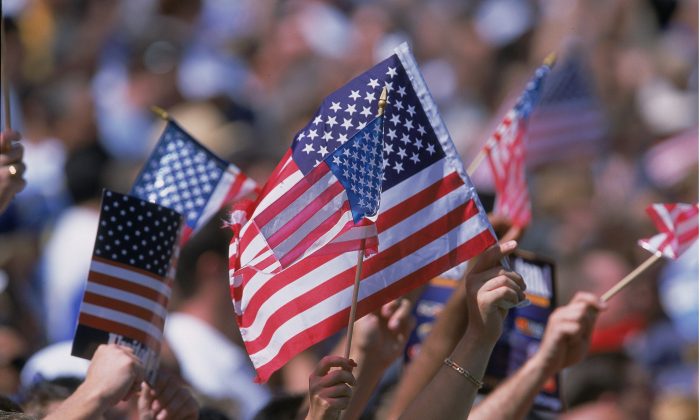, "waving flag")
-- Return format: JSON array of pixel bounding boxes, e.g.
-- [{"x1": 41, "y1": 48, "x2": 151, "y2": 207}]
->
[
  {"x1": 639, "y1": 203, "x2": 699, "y2": 259},
  {"x1": 73, "y1": 190, "x2": 183, "y2": 382},
  {"x1": 230, "y1": 43, "x2": 495, "y2": 382},
  {"x1": 131, "y1": 120, "x2": 258, "y2": 243},
  {"x1": 527, "y1": 49, "x2": 607, "y2": 167},
  {"x1": 484, "y1": 60, "x2": 552, "y2": 227},
  {"x1": 241, "y1": 116, "x2": 384, "y2": 273}
]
